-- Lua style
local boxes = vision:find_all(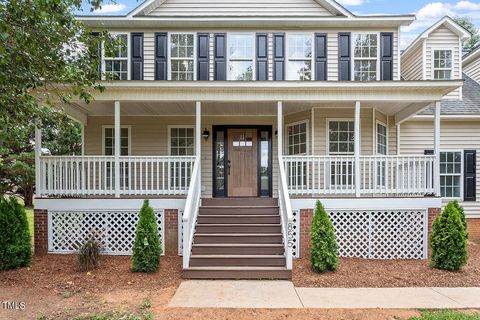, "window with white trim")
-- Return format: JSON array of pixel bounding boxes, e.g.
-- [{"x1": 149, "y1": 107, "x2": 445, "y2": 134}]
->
[
  {"x1": 170, "y1": 127, "x2": 195, "y2": 189},
  {"x1": 170, "y1": 34, "x2": 195, "y2": 81},
  {"x1": 353, "y1": 33, "x2": 378, "y2": 81},
  {"x1": 228, "y1": 34, "x2": 254, "y2": 81},
  {"x1": 286, "y1": 34, "x2": 313, "y2": 81},
  {"x1": 433, "y1": 50, "x2": 452, "y2": 80},
  {"x1": 286, "y1": 121, "x2": 308, "y2": 155},
  {"x1": 103, "y1": 127, "x2": 130, "y2": 189},
  {"x1": 104, "y1": 34, "x2": 128, "y2": 80},
  {"x1": 440, "y1": 151, "x2": 462, "y2": 198},
  {"x1": 329, "y1": 121, "x2": 354, "y2": 154},
  {"x1": 376, "y1": 122, "x2": 387, "y2": 155}
]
